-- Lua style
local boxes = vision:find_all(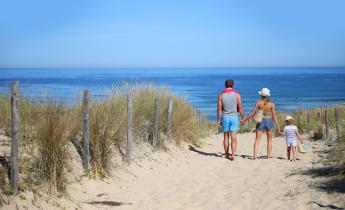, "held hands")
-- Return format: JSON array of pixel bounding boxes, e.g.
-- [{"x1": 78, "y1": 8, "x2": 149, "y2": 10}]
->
[
  {"x1": 275, "y1": 129, "x2": 283, "y2": 136},
  {"x1": 240, "y1": 115, "x2": 249, "y2": 126}
]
